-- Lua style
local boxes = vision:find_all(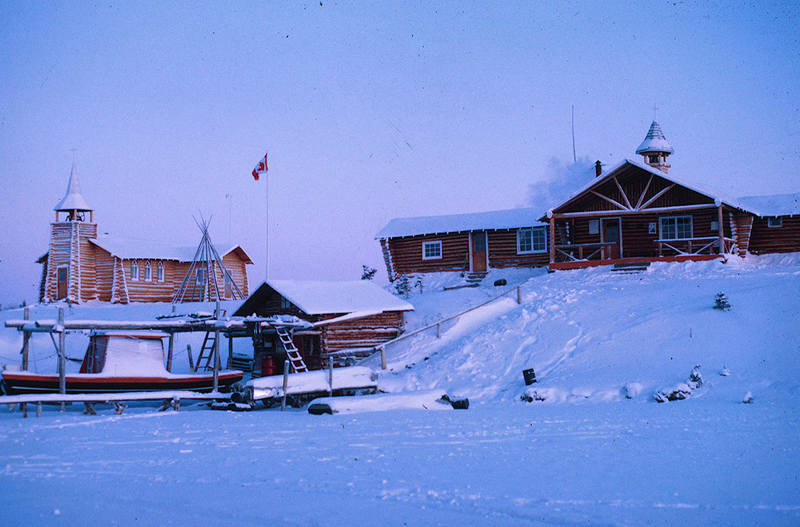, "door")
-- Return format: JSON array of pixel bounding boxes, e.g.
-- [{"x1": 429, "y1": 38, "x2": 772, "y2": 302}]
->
[
  {"x1": 57, "y1": 267, "x2": 68, "y2": 299},
  {"x1": 471, "y1": 231, "x2": 487, "y2": 273},
  {"x1": 602, "y1": 219, "x2": 621, "y2": 259}
]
